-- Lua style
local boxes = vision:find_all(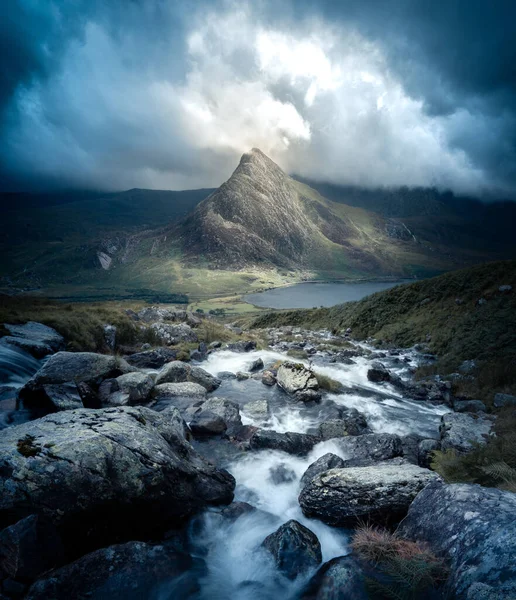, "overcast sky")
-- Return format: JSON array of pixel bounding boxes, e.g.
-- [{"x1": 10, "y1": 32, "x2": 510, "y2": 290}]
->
[{"x1": 1, "y1": 0, "x2": 515, "y2": 198}]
